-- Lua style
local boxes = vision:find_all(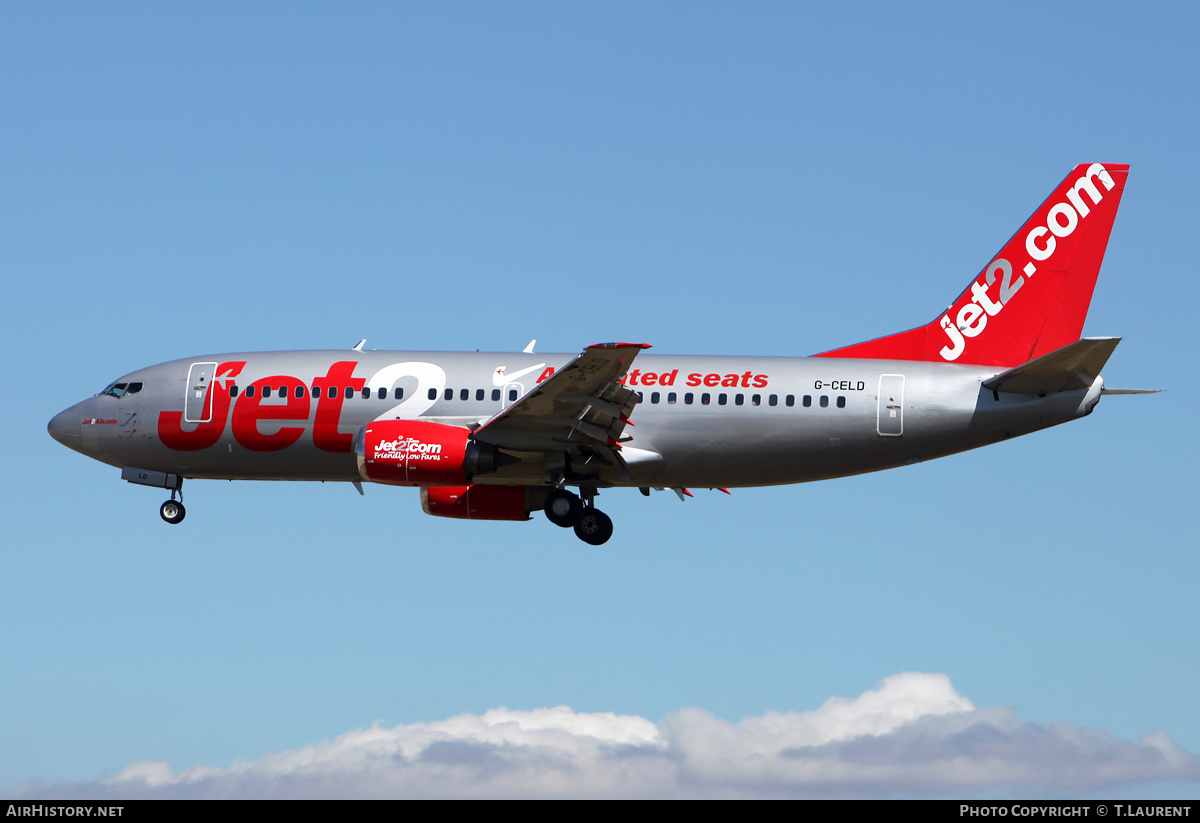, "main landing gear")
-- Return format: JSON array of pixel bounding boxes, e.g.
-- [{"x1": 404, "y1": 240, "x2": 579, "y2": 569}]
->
[
  {"x1": 543, "y1": 487, "x2": 613, "y2": 546},
  {"x1": 160, "y1": 486, "x2": 185, "y2": 524}
]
